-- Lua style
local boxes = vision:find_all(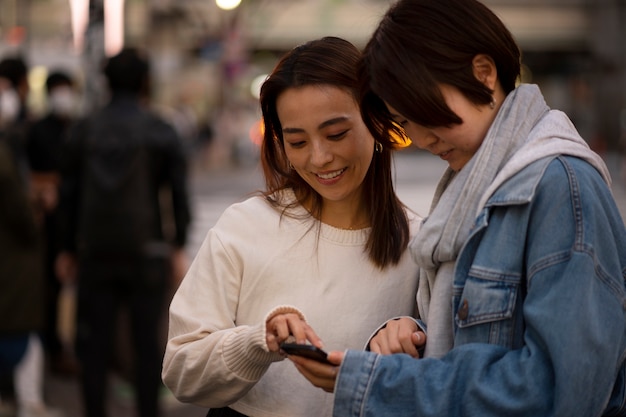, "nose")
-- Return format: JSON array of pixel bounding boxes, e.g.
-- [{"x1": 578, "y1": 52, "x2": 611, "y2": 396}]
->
[{"x1": 310, "y1": 139, "x2": 333, "y2": 166}]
